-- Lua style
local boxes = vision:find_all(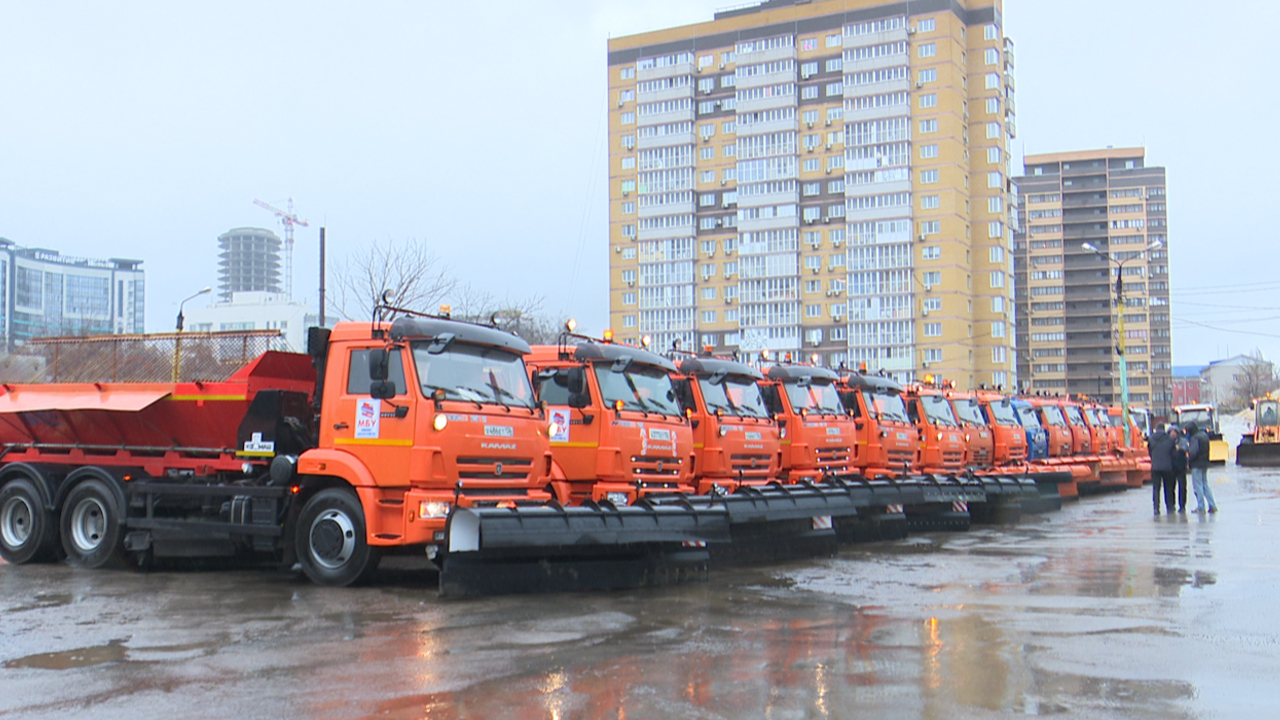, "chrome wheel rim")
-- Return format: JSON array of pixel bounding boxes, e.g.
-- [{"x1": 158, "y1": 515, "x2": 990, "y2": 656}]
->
[
  {"x1": 69, "y1": 497, "x2": 108, "y2": 554},
  {"x1": 309, "y1": 509, "x2": 356, "y2": 570},
  {"x1": 1, "y1": 495, "x2": 34, "y2": 549}
]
